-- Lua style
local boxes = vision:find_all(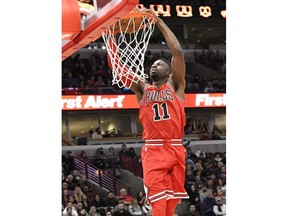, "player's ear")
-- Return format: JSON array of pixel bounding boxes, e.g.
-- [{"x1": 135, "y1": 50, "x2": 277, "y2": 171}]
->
[{"x1": 167, "y1": 70, "x2": 172, "y2": 77}]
